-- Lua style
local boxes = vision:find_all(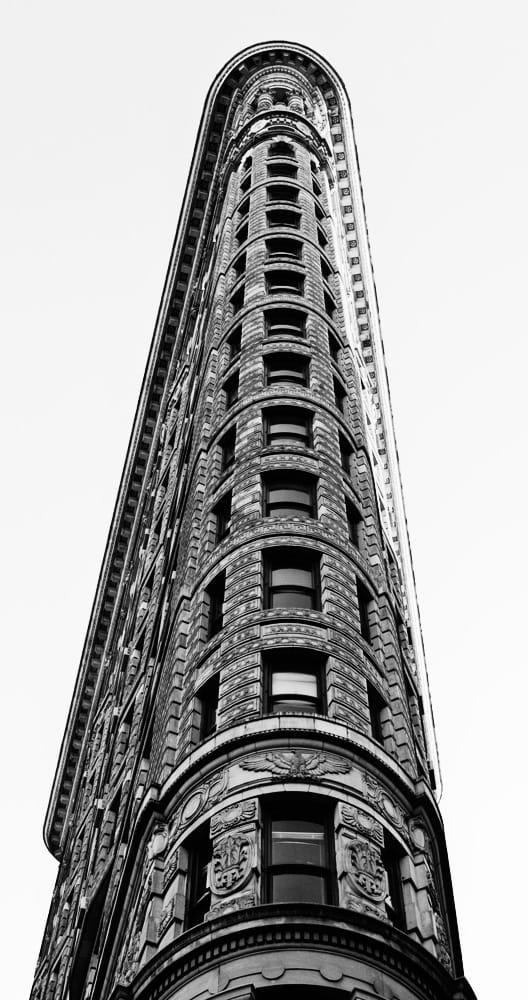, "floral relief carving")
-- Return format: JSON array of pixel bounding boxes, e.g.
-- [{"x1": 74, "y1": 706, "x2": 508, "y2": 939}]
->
[
  {"x1": 163, "y1": 849, "x2": 180, "y2": 890},
  {"x1": 241, "y1": 749, "x2": 351, "y2": 781},
  {"x1": 346, "y1": 837, "x2": 387, "y2": 903},
  {"x1": 211, "y1": 832, "x2": 253, "y2": 896},
  {"x1": 157, "y1": 897, "x2": 176, "y2": 939}
]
